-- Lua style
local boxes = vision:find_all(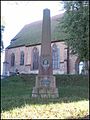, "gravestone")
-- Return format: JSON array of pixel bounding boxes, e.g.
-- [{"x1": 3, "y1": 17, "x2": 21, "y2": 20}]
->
[{"x1": 32, "y1": 9, "x2": 59, "y2": 98}]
